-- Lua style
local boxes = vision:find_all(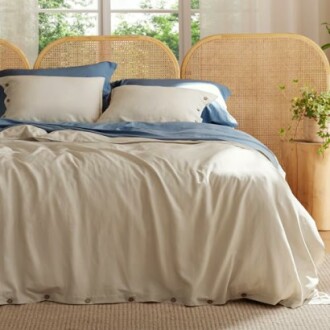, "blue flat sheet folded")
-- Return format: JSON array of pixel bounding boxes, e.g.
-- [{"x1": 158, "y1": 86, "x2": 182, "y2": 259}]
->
[{"x1": 0, "y1": 119, "x2": 282, "y2": 171}]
